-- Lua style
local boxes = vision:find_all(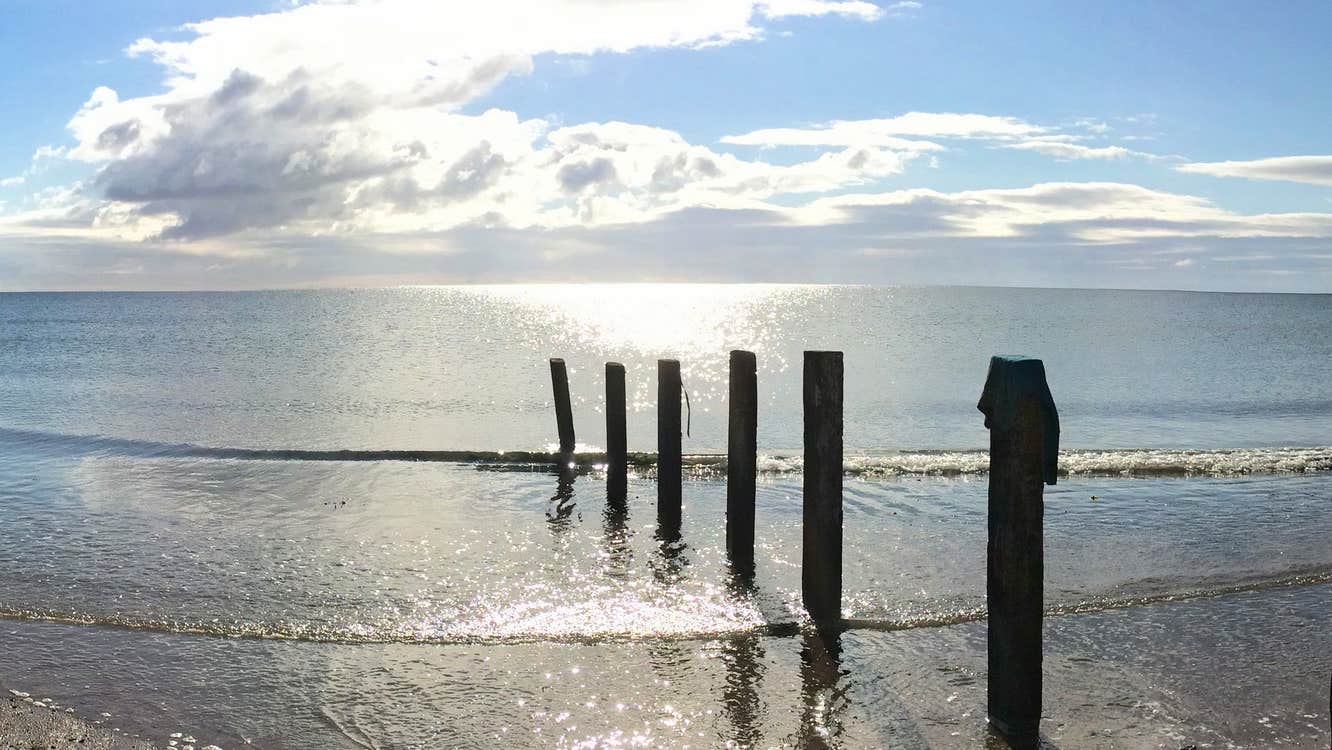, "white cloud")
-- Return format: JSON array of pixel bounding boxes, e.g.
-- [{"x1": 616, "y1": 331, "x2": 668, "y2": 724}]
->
[
  {"x1": 1177, "y1": 155, "x2": 1332, "y2": 187},
  {"x1": 724, "y1": 114, "x2": 1172, "y2": 163},
  {"x1": 28, "y1": 0, "x2": 898, "y2": 241},
  {"x1": 721, "y1": 112, "x2": 1041, "y2": 147},
  {"x1": 790, "y1": 181, "x2": 1332, "y2": 242},
  {"x1": 1070, "y1": 117, "x2": 1110, "y2": 135},
  {"x1": 0, "y1": 176, "x2": 24, "y2": 187},
  {"x1": 757, "y1": 0, "x2": 885, "y2": 20},
  {"x1": 1004, "y1": 141, "x2": 1153, "y2": 161}
]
